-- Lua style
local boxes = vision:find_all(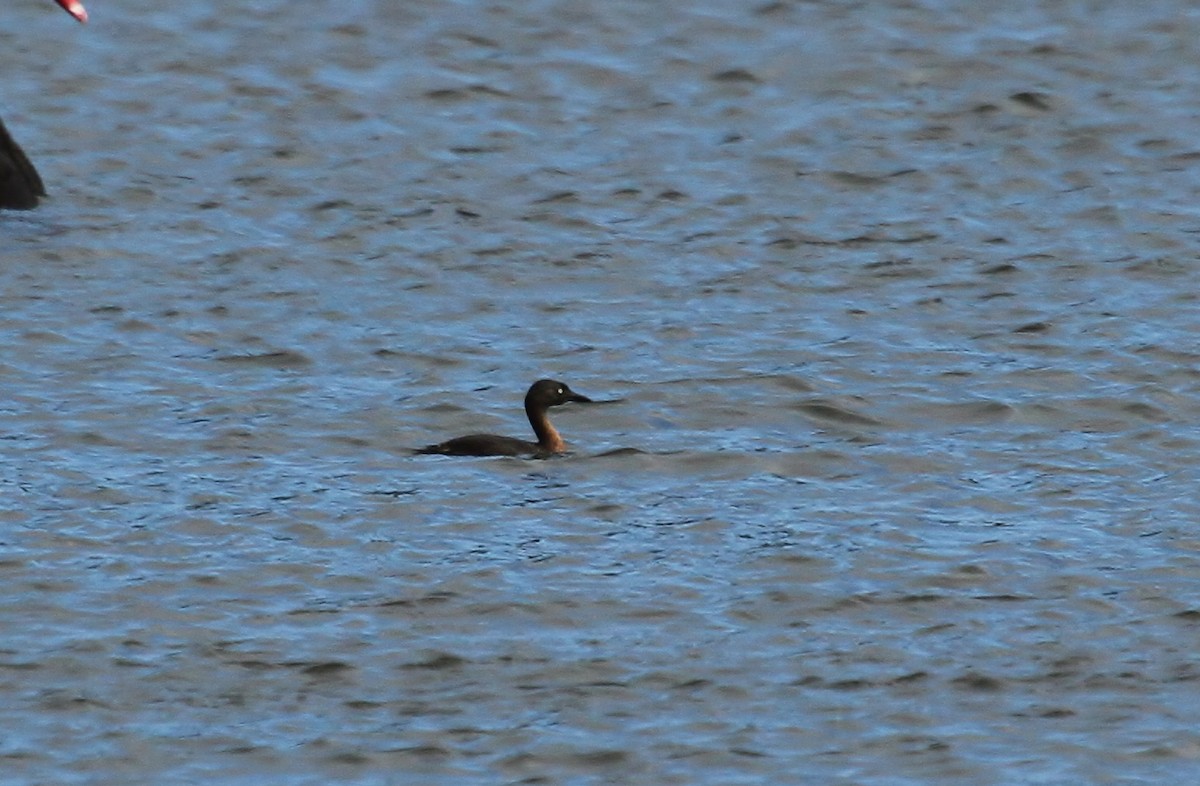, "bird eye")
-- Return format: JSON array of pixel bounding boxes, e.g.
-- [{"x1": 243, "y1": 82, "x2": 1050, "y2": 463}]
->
[{"x1": 557, "y1": 388, "x2": 564, "y2": 395}]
